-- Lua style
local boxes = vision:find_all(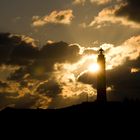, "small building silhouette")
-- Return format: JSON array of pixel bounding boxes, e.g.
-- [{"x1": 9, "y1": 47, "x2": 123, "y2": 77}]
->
[{"x1": 97, "y1": 48, "x2": 107, "y2": 102}]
